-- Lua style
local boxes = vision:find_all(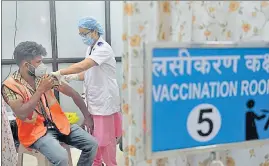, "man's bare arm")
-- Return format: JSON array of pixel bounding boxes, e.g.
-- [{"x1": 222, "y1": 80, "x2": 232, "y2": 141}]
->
[
  {"x1": 1, "y1": 76, "x2": 55, "y2": 120},
  {"x1": 57, "y1": 82, "x2": 89, "y2": 117},
  {"x1": 2, "y1": 86, "x2": 43, "y2": 120}
]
